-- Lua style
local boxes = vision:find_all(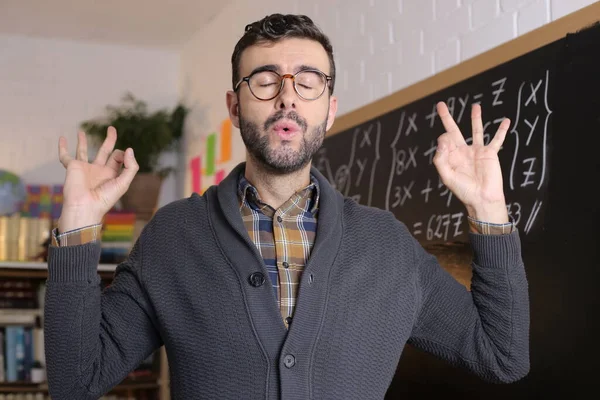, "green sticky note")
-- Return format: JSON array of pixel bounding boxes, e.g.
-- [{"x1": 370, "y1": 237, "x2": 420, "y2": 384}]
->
[{"x1": 206, "y1": 133, "x2": 216, "y2": 176}]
